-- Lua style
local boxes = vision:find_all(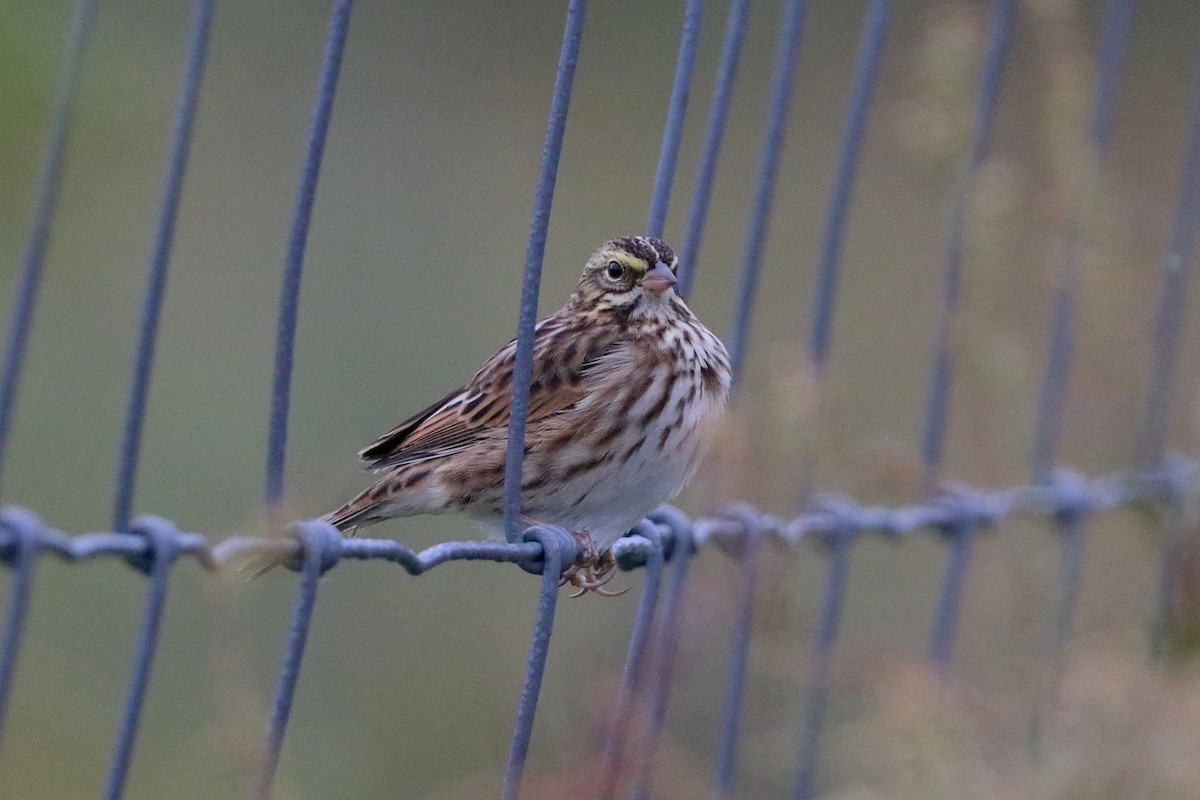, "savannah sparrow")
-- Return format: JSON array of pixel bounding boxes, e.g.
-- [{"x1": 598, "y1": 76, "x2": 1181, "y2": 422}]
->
[{"x1": 323, "y1": 237, "x2": 731, "y2": 592}]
